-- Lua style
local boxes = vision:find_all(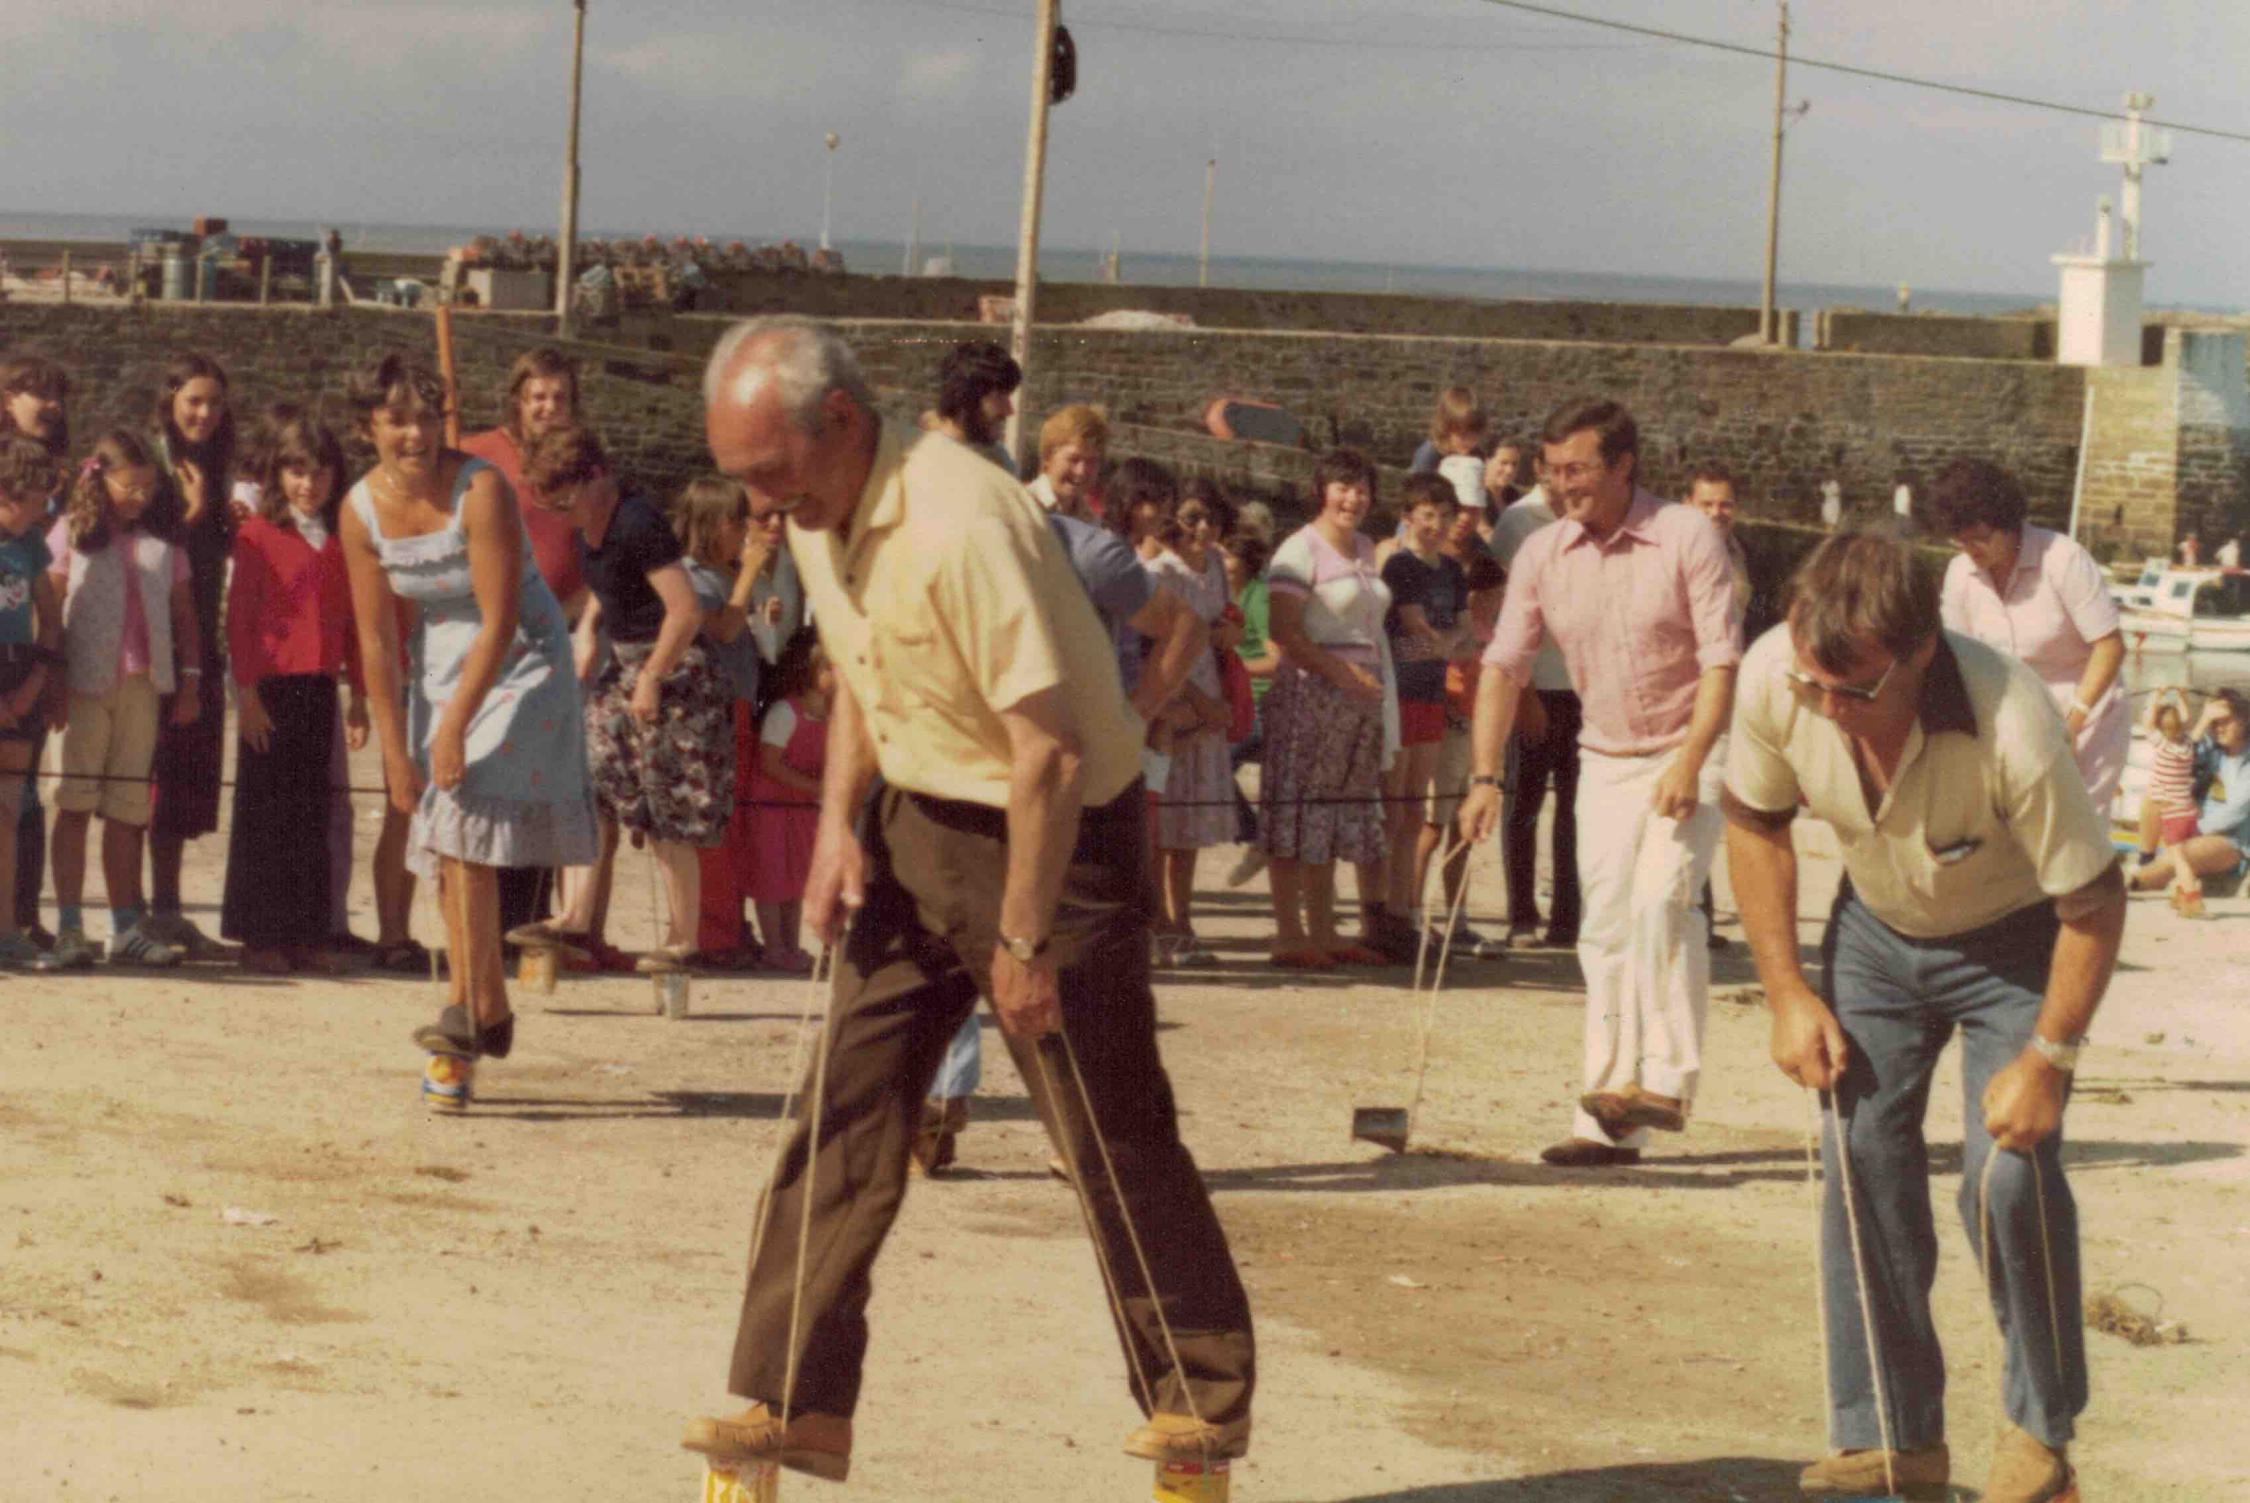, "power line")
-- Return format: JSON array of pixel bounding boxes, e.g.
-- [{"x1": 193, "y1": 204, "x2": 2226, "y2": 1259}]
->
[
  {"x1": 1471, "y1": 0, "x2": 2250, "y2": 146},
  {"x1": 907, "y1": 0, "x2": 1642, "y2": 54}
]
